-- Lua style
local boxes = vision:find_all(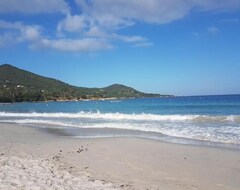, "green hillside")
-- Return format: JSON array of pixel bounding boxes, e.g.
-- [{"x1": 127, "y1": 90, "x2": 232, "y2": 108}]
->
[
  {"x1": 0, "y1": 64, "x2": 168, "y2": 102},
  {"x1": 102, "y1": 84, "x2": 154, "y2": 98}
]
